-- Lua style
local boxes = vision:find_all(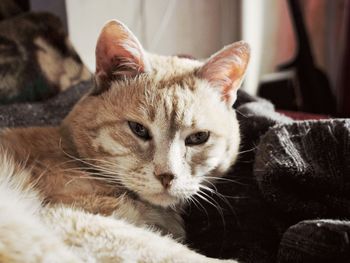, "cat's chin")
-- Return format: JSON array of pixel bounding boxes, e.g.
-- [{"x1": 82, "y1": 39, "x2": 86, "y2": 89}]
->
[{"x1": 141, "y1": 192, "x2": 179, "y2": 207}]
